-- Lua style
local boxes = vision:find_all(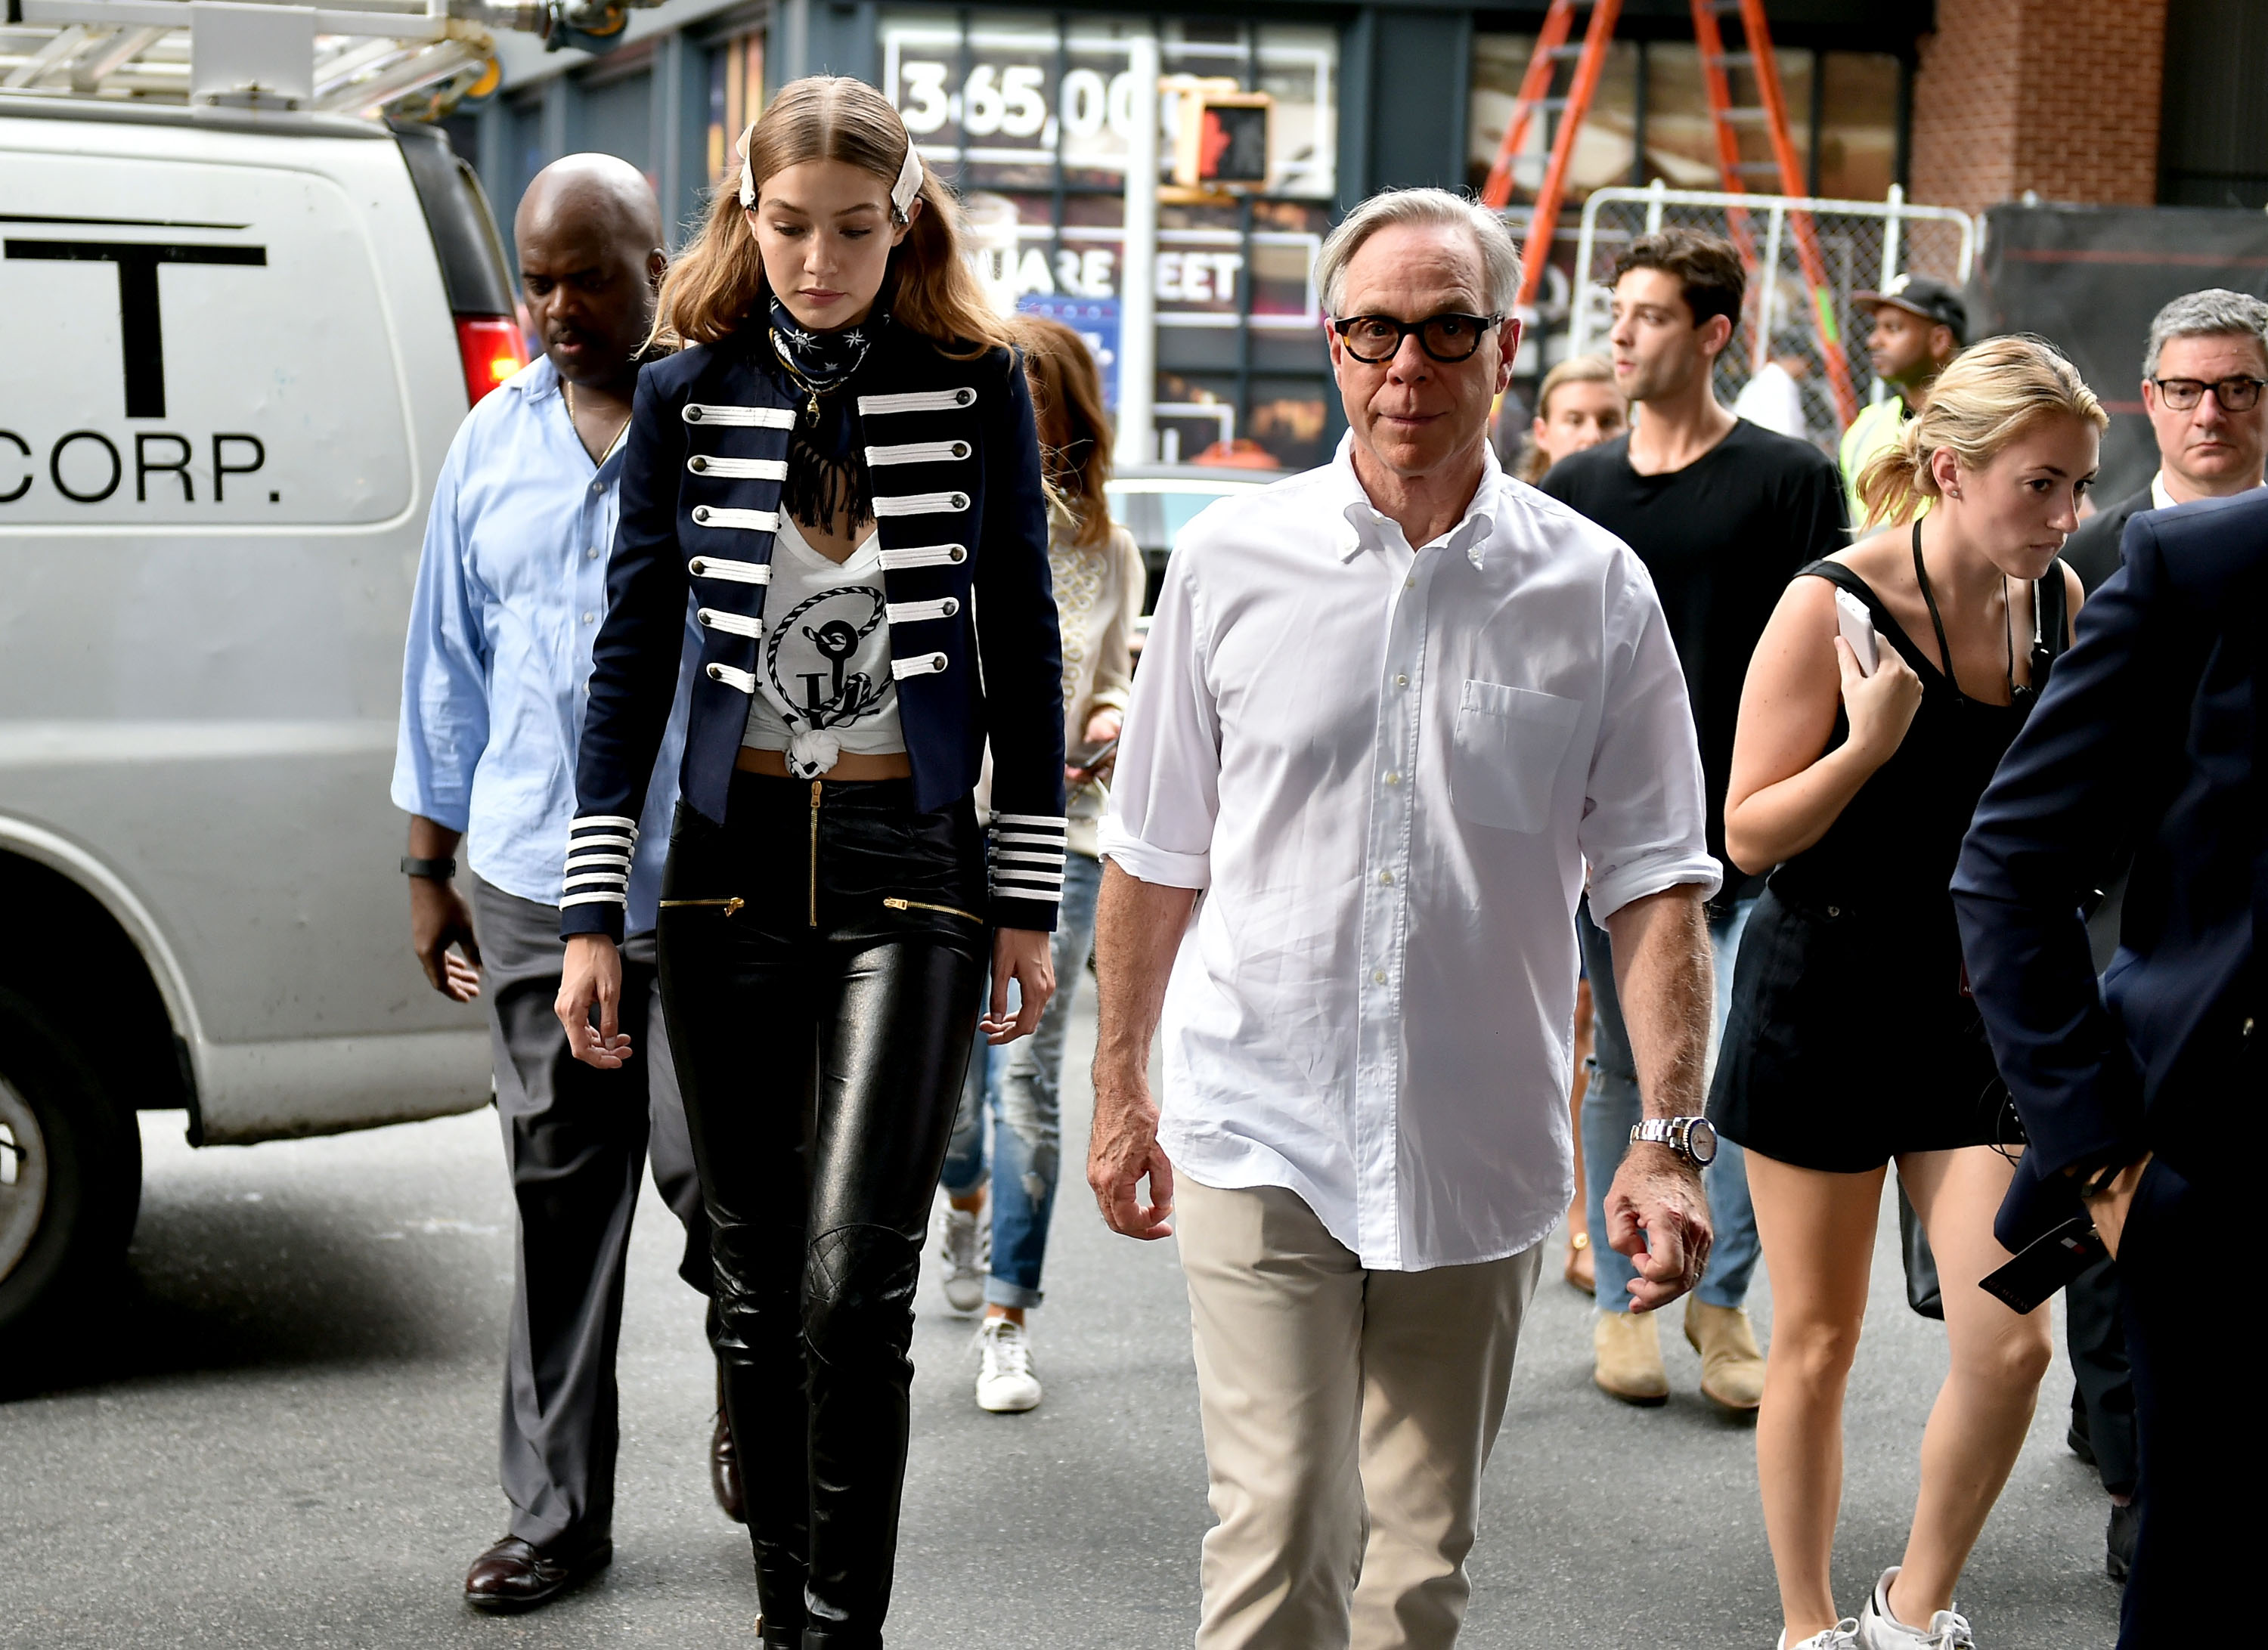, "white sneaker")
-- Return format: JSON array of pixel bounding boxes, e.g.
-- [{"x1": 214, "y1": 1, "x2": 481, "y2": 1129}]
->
[
  {"x1": 1857, "y1": 1568, "x2": 1975, "y2": 1649},
  {"x1": 1778, "y1": 1624, "x2": 1861, "y2": 1650},
  {"x1": 937, "y1": 1204, "x2": 987, "y2": 1314},
  {"x1": 974, "y1": 1317, "x2": 1043, "y2": 1413},
  {"x1": 1769, "y1": 1623, "x2": 1860, "y2": 1650}
]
